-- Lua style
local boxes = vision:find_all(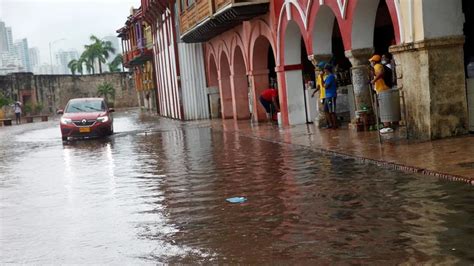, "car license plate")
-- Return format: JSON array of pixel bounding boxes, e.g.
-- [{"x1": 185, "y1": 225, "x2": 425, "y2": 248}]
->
[{"x1": 79, "y1": 127, "x2": 90, "y2": 133}]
